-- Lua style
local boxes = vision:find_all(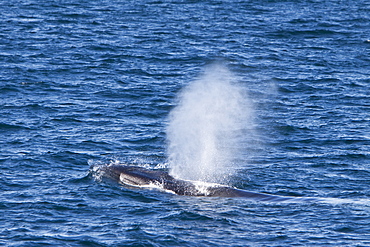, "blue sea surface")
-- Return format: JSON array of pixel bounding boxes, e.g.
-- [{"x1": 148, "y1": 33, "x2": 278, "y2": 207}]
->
[{"x1": 1, "y1": 0, "x2": 370, "y2": 246}]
